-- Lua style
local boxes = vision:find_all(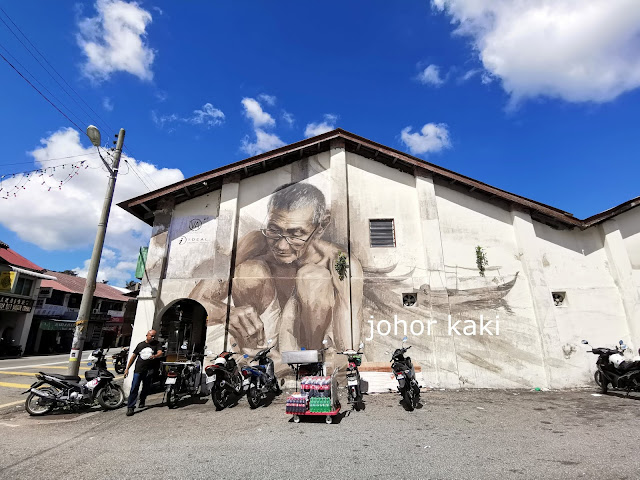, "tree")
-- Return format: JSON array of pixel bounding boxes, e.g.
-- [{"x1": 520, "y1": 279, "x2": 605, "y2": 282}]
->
[
  {"x1": 125, "y1": 280, "x2": 138, "y2": 290},
  {"x1": 60, "y1": 270, "x2": 78, "y2": 276}
]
